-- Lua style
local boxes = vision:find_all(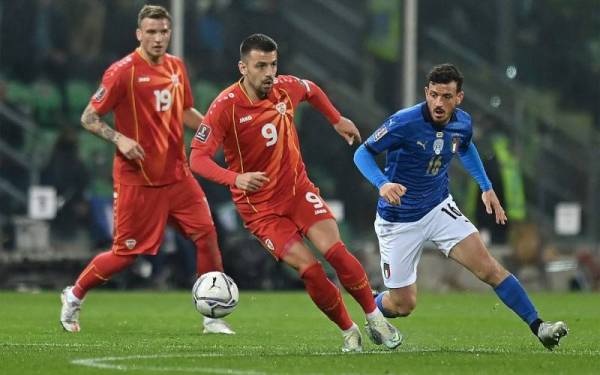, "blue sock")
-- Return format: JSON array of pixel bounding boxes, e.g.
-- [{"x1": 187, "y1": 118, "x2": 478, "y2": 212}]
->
[
  {"x1": 375, "y1": 291, "x2": 398, "y2": 318},
  {"x1": 494, "y1": 274, "x2": 539, "y2": 325}
]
